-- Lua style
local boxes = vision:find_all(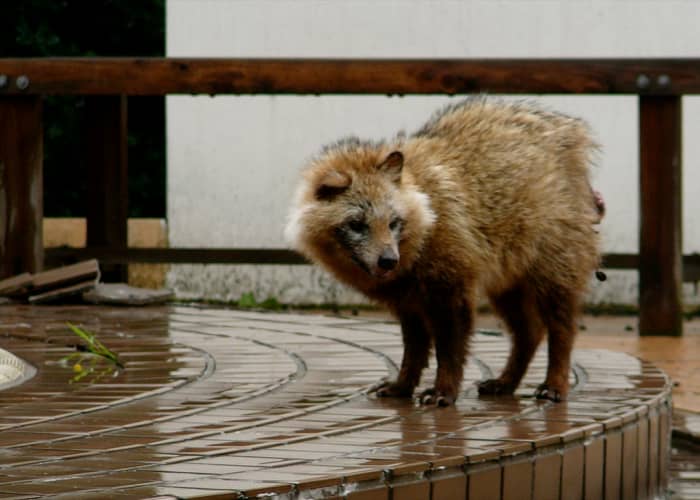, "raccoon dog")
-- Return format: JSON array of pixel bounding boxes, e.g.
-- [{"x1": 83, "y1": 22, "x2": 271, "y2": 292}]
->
[{"x1": 285, "y1": 97, "x2": 601, "y2": 406}]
